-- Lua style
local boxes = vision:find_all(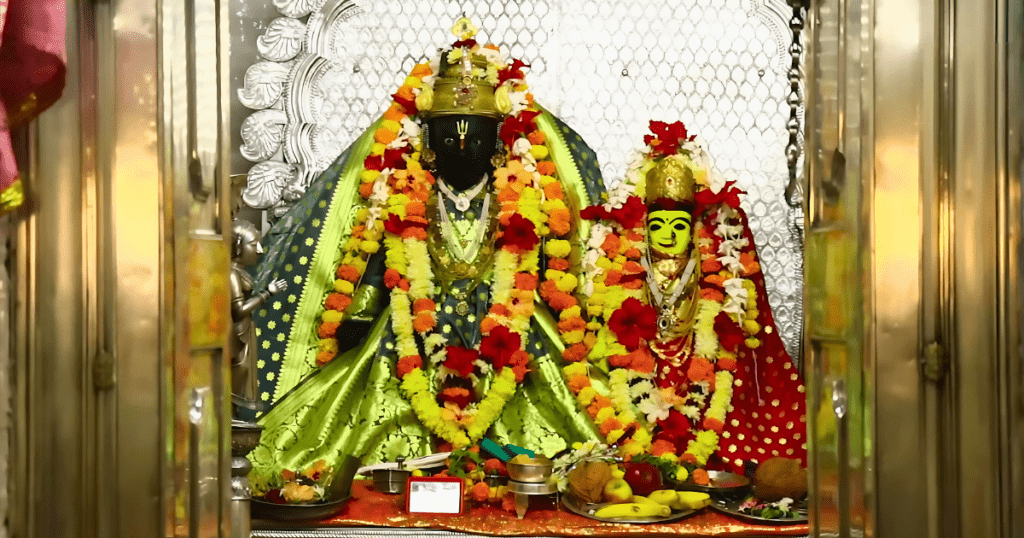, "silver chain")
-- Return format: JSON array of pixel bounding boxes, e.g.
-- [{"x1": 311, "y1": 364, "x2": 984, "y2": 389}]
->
[{"x1": 784, "y1": 1, "x2": 806, "y2": 210}]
